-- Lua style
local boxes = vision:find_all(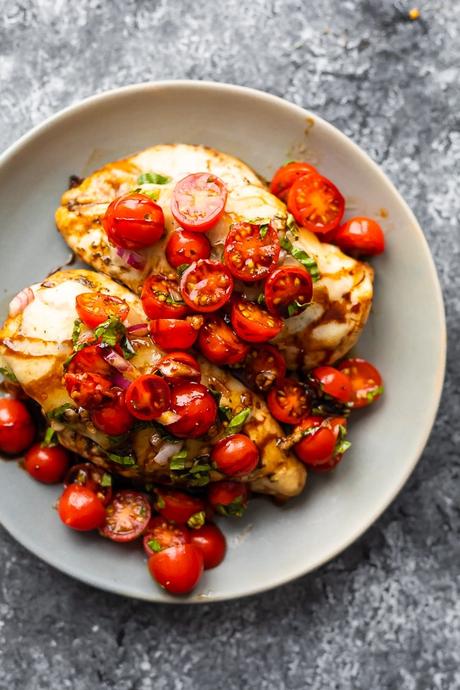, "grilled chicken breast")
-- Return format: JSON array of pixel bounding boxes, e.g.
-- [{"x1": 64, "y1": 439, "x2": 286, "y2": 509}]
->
[
  {"x1": 0, "y1": 269, "x2": 306, "y2": 498},
  {"x1": 56, "y1": 144, "x2": 373, "y2": 371}
]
